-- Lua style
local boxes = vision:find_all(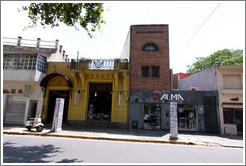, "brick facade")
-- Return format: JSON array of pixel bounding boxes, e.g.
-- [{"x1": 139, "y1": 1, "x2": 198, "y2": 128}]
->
[{"x1": 129, "y1": 25, "x2": 170, "y2": 90}]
